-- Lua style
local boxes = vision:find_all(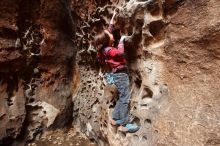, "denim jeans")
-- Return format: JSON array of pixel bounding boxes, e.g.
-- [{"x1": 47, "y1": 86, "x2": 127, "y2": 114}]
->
[{"x1": 112, "y1": 72, "x2": 130, "y2": 125}]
